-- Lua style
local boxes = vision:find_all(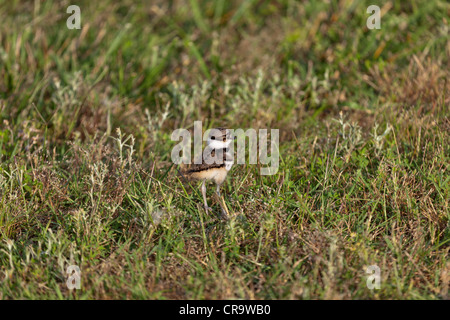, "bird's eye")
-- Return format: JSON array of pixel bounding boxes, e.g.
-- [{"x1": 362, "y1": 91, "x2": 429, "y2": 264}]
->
[{"x1": 211, "y1": 136, "x2": 216, "y2": 140}]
